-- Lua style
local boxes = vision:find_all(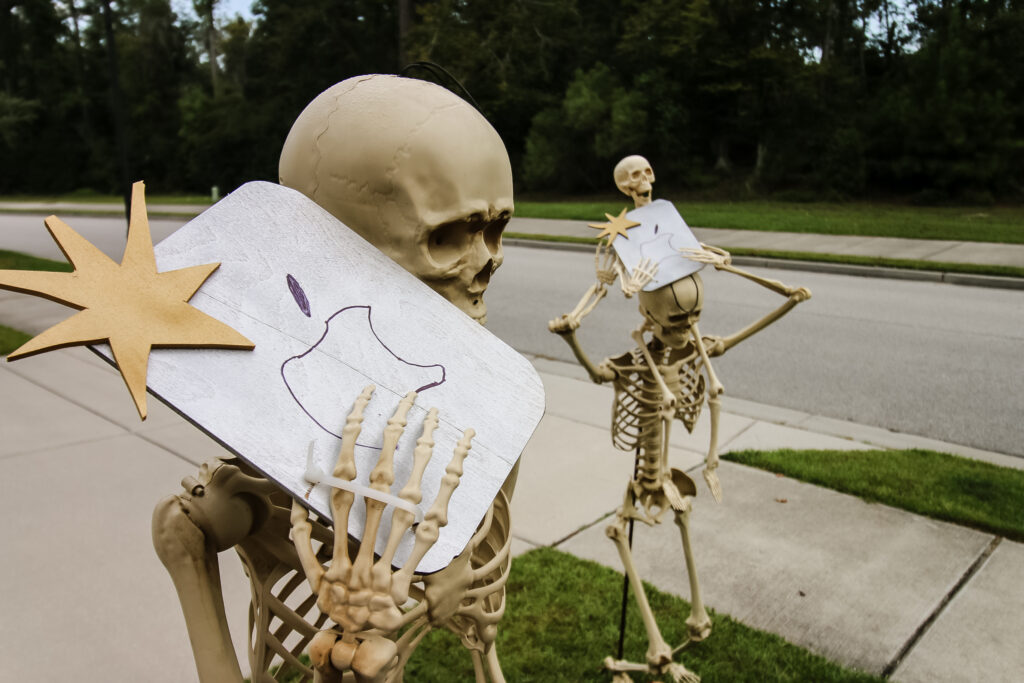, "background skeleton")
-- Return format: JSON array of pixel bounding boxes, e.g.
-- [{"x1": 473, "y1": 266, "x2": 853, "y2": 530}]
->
[{"x1": 550, "y1": 155, "x2": 812, "y2": 682}]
